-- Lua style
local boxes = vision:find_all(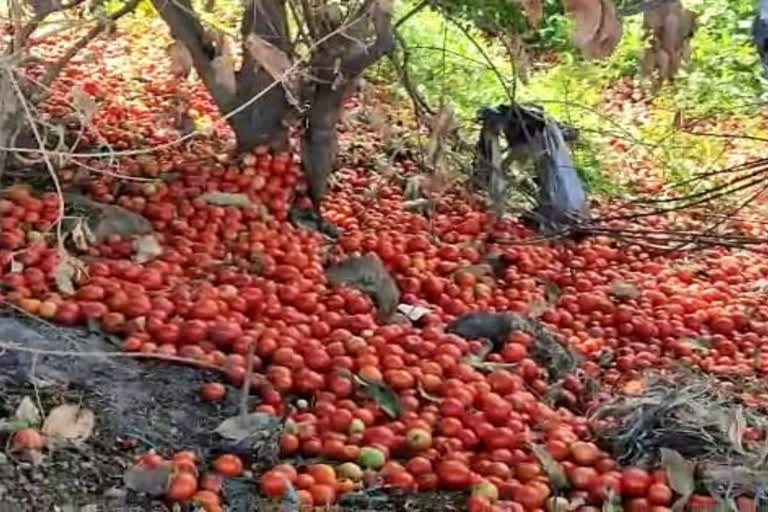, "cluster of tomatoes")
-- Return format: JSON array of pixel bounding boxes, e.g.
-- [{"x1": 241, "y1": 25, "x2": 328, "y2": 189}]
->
[
  {"x1": 5, "y1": 18, "x2": 768, "y2": 512},
  {"x1": 3, "y1": 150, "x2": 767, "y2": 511}
]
